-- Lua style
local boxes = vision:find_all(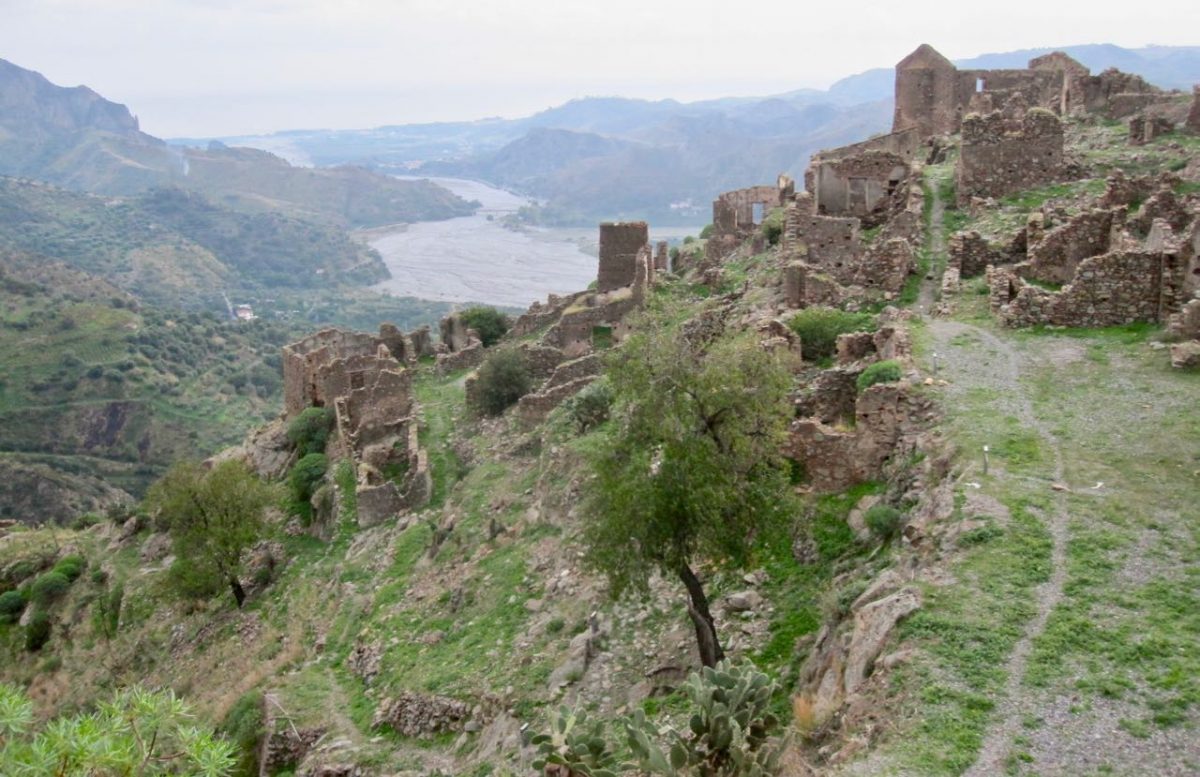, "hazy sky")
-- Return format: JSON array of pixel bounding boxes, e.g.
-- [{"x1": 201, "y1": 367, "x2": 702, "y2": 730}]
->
[{"x1": 2, "y1": 0, "x2": 1196, "y2": 137}]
